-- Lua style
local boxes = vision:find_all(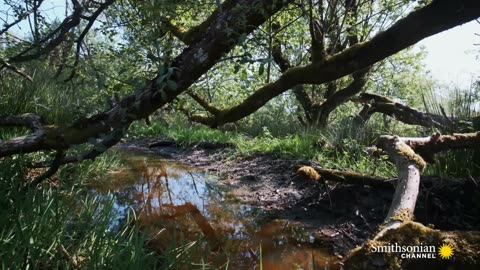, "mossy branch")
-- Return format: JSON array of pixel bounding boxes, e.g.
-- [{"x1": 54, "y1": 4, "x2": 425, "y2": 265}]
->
[
  {"x1": 2, "y1": 0, "x2": 480, "y2": 160},
  {"x1": 296, "y1": 165, "x2": 393, "y2": 188},
  {"x1": 161, "y1": 0, "x2": 237, "y2": 45},
  {"x1": 187, "y1": 92, "x2": 222, "y2": 116},
  {"x1": 353, "y1": 92, "x2": 473, "y2": 131}
]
